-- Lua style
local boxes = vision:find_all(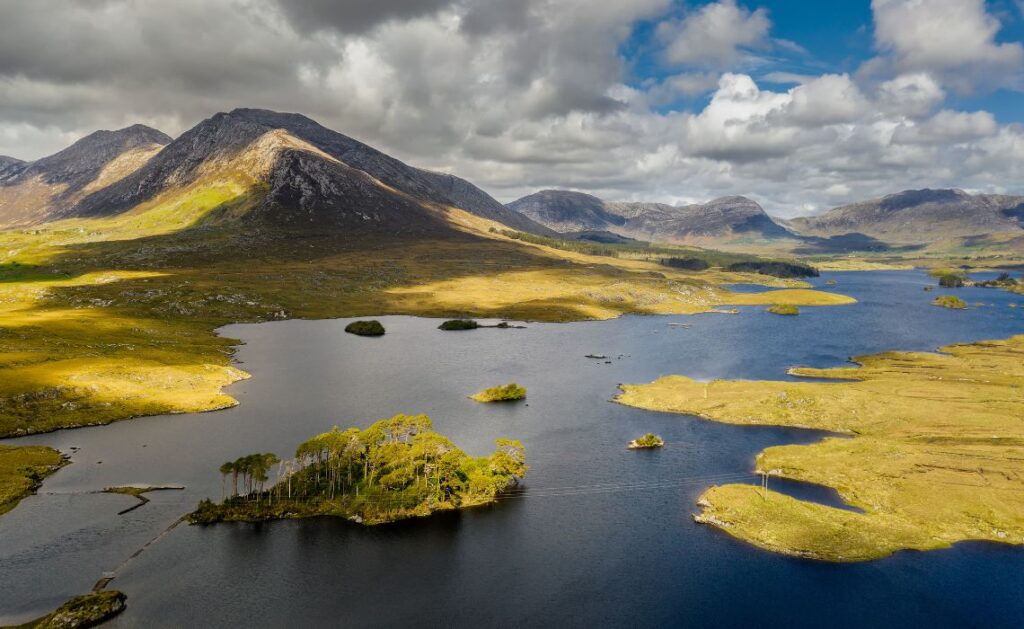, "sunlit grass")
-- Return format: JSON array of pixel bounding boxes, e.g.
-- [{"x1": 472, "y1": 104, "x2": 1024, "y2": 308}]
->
[
  {"x1": 618, "y1": 336, "x2": 1024, "y2": 561},
  {"x1": 0, "y1": 182, "x2": 851, "y2": 442},
  {"x1": 0, "y1": 444, "x2": 65, "y2": 515}
]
